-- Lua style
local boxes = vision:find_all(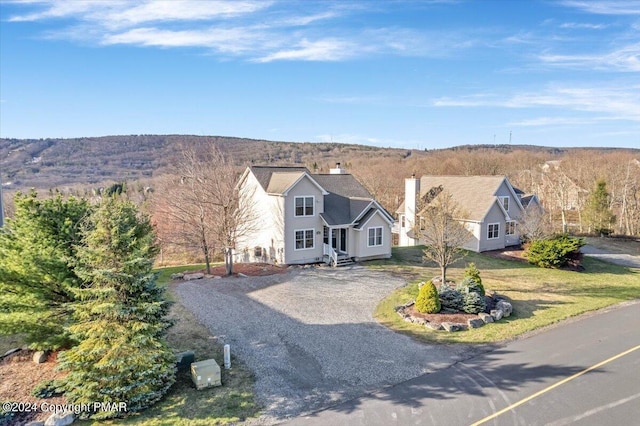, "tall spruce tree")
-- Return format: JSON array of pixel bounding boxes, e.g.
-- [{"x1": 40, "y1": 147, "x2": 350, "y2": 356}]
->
[
  {"x1": 58, "y1": 197, "x2": 175, "y2": 419},
  {"x1": 584, "y1": 179, "x2": 616, "y2": 235},
  {"x1": 0, "y1": 191, "x2": 90, "y2": 349}
]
